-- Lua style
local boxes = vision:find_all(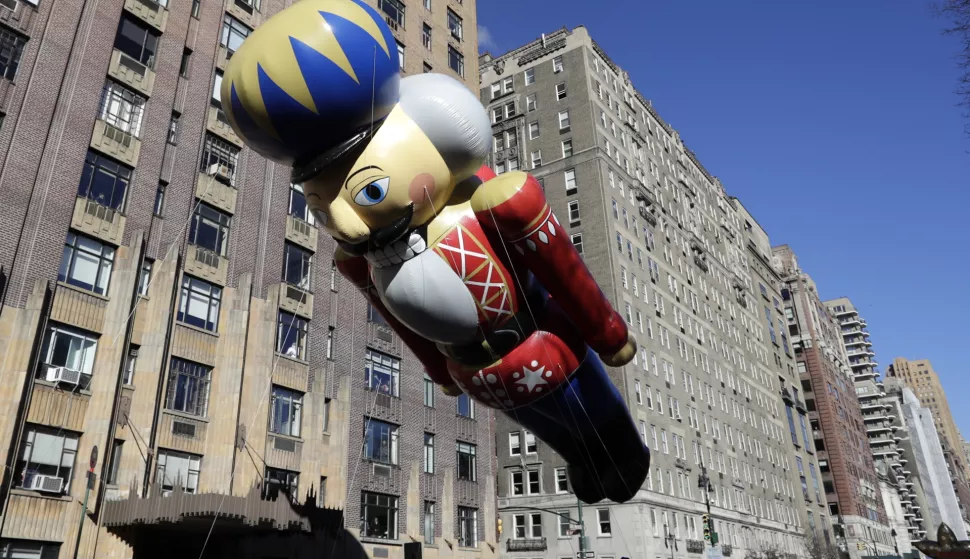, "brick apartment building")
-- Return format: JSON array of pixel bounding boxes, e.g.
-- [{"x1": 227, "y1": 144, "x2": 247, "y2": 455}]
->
[
  {"x1": 773, "y1": 247, "x2": 895, "y2": 558},
  {"x1": 0, "y1": 0, "x2": 490, "y2": 558}
]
